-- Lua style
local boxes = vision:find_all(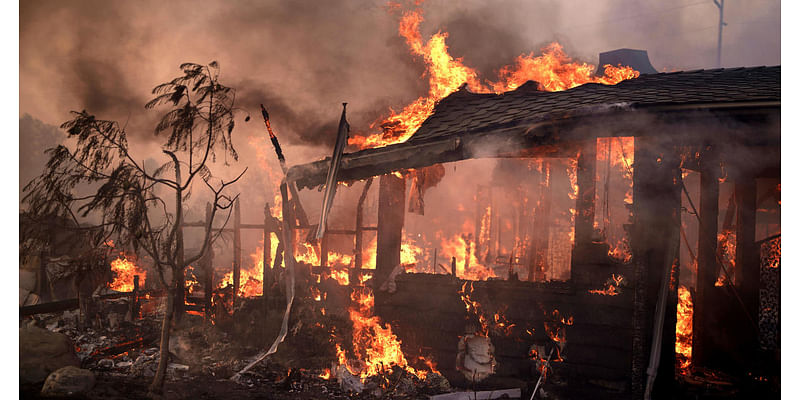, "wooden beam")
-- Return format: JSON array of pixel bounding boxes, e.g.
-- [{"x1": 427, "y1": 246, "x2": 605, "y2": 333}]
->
[
  {"x1": 693, "y1": 144, "x2": 720, "y2": 368},
  {"x1": 128, "y1": 275, "x2": 140, "y2": 320},
  {"x1": 573, "y1": 139, "x2": 597, "y2": 251},
  {"x1": 529, "y1": 160, "x2": 552, "y2": 282},
  {"x1": 630, "y1": 137, "x2": 682, "y2": 397},
  {"x1": 734, "y1": 177, "x2": 759, "y2": 349},
  {"x1": 20, "y1": 298, "x2": 79, "y2": 316},
  {"x1": 354, "y1": 178, "x2": 374, "y2": 272},
  {"x1": 375, "y1": 174, "x2": 405, "y2": 290},
  {"x1": 320, "y1": 233, "x2": 329, "y2": 268}
]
